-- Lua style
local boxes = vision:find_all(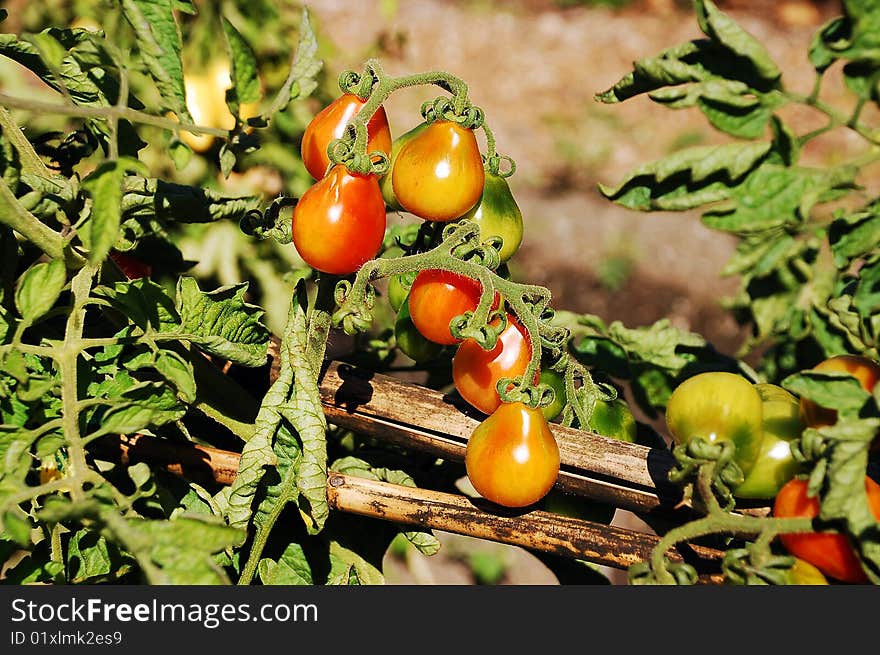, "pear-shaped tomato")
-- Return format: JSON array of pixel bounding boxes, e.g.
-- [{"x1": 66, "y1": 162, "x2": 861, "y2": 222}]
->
[
  {"x1": 734, "y1": 383, "x2": 804, "y2": 500},
  {"x1": 391, "y1": 120, "x2": 484, "y2": 221},
  {"x1": 407, "y1": 269, "x2": 484, "y2": 345},
  {"x1": 465, "y1": 401, "x2": 560, "y2": 508},
  {"x1": 665, "y1": 371, "x2": 764, "y2": 478},
  {"x1": 301, "y1": 93, "x2": 392, "y2": 181},
  {"x1": 459, "y1": 171, "x2": 524, "y2": 263},
  {"x1": 291, "y1": 166, "x2": 386, "y2": 275},
  {"x1": 452, "y1": 315, "x2": 532, "y2": 415},
  {"x1": 799, "y1": 355, "x2": 880, "y2": 428},
  {"x1": 380, "y1": 123, "x2": 429, "y2": 211}
]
